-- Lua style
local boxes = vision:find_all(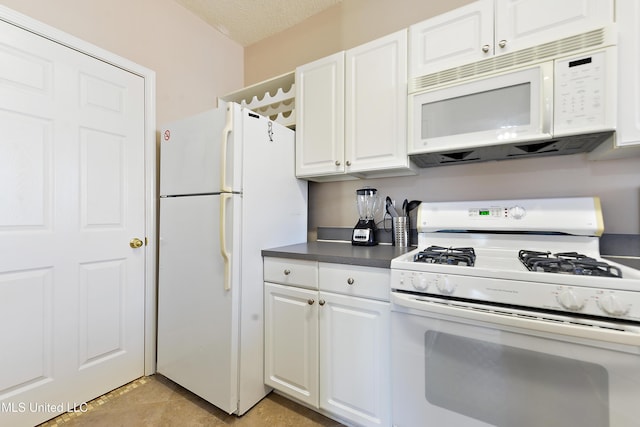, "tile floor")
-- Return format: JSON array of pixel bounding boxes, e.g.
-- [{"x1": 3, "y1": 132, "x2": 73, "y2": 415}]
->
[{"x1": 37, "y1": 375, "x2": 343, "y2": 427}]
